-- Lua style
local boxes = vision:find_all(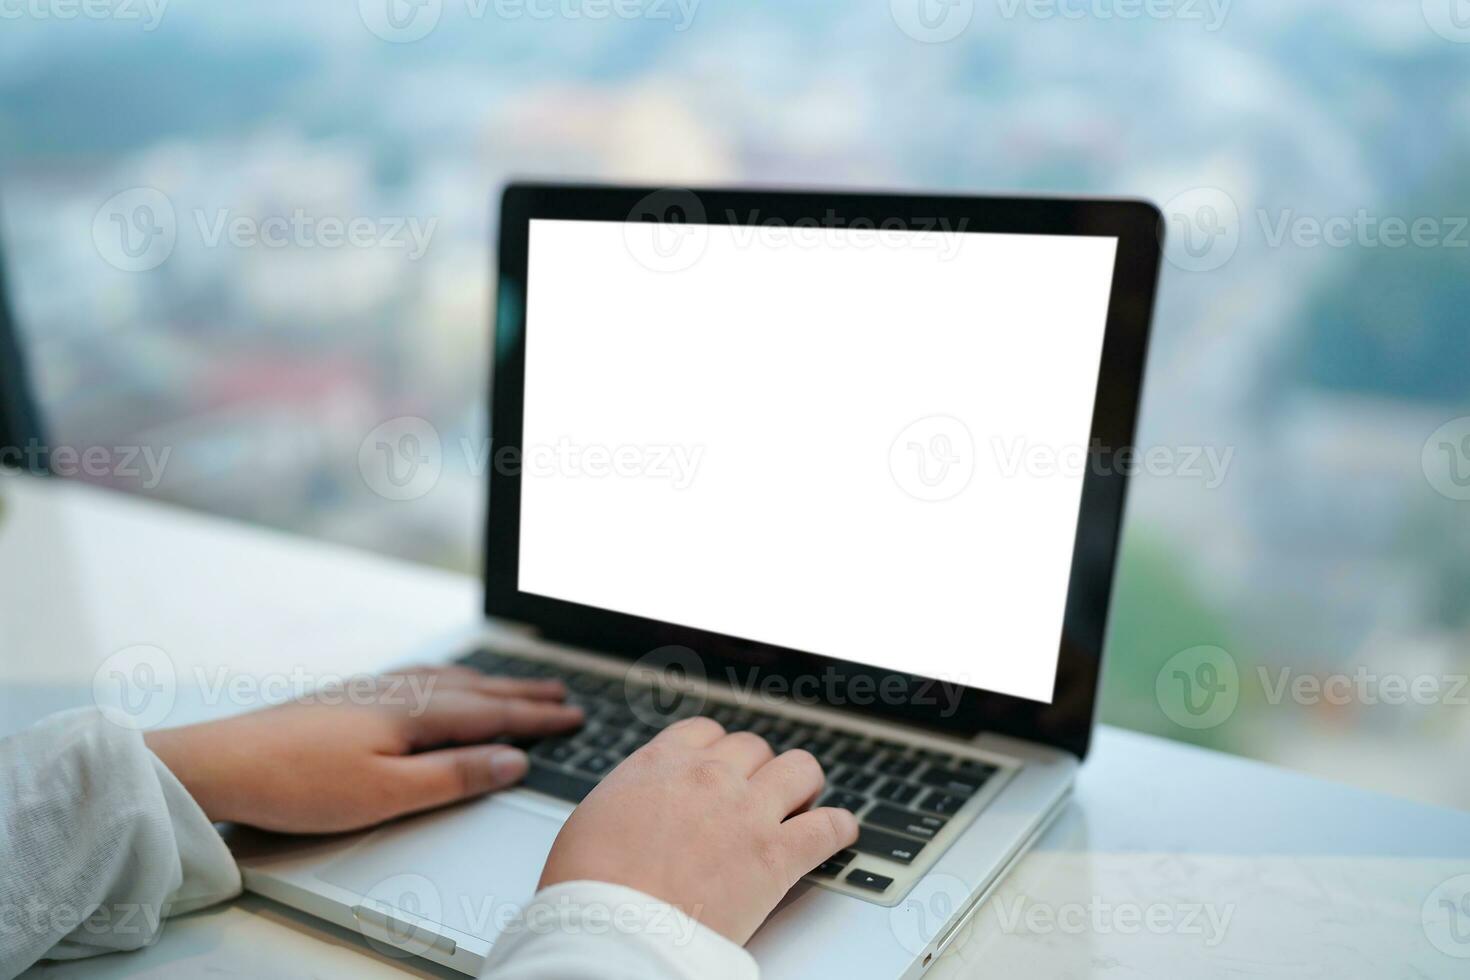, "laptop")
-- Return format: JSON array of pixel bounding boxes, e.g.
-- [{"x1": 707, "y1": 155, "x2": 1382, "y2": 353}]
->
[{"x1": 233, "y1": 183, "x2": 1162, "y2": 978}]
